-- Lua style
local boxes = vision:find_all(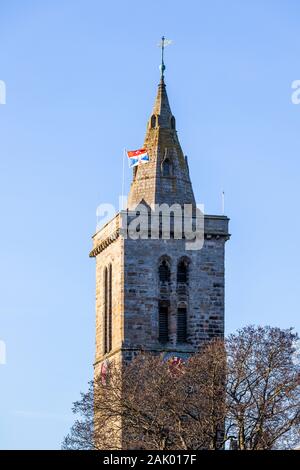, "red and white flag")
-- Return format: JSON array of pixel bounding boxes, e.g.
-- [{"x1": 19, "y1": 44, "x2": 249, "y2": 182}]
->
[{"x1": 127, "y1": 148, "x2": 150, "y2": 168}]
